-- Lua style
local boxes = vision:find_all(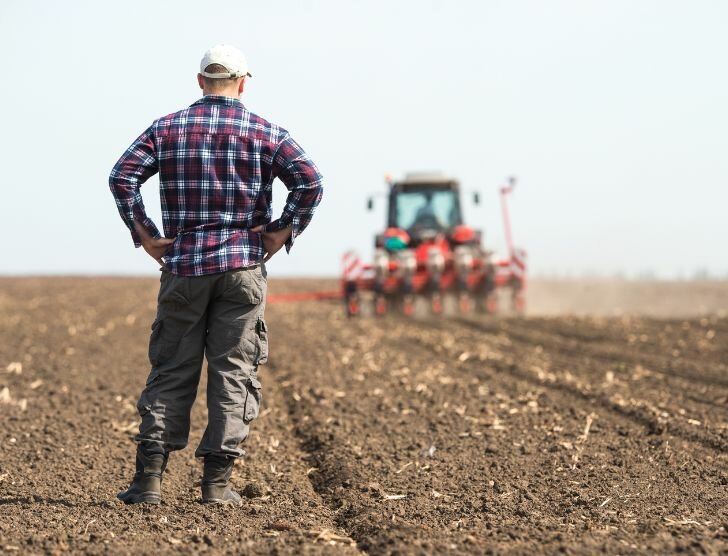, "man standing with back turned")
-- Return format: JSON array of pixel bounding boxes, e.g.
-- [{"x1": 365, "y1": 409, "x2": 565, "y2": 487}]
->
[{"x1": 109, "y1": 45, "x2": 323, "y2": 505}]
